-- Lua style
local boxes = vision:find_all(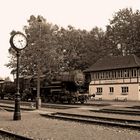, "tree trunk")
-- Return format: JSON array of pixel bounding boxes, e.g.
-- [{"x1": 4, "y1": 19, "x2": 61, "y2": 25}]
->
[{"x1": 36, "y1": 65, "x2": 41, "y2": 109}]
